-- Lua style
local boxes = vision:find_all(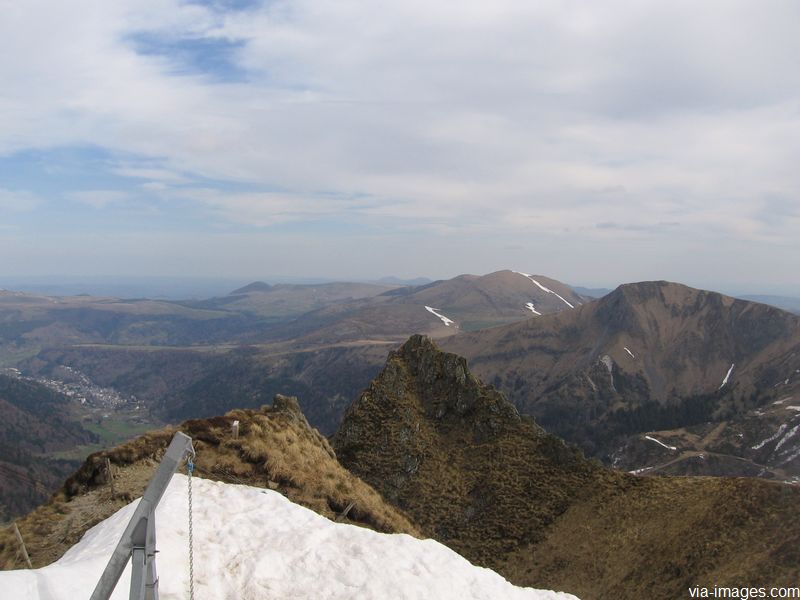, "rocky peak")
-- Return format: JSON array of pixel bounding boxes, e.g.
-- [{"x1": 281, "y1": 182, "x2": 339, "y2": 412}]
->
[
  {"x1": 399, "y1": 335, "x2": 518, "y2": 420},
  {"x1": 273, "y1": 392, "x2": 311, "y2": 422},
  {"x1": 333, "y1": 334, "x2": 595, "y2": 571},
  {"x1": 337, "y1": 335, "x2": 521, "y2": 451}
]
